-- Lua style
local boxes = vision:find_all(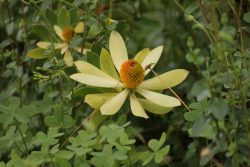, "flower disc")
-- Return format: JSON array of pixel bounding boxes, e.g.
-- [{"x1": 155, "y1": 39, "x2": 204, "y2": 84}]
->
[
  {"x1": 120, "y1": 60, "x2": 144, "y2": 88},
  {"x1": 62, "y1": 27, "x2": 74, "y2": 42}
]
